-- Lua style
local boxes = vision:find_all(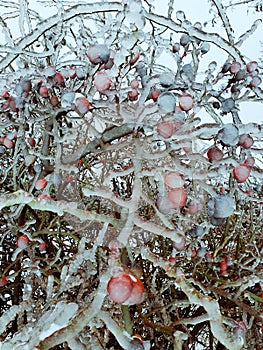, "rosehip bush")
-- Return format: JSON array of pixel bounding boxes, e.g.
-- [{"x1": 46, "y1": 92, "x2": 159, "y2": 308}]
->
[{"x1": 0, "y1": 1, "x2": 262, "y2": 350}]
